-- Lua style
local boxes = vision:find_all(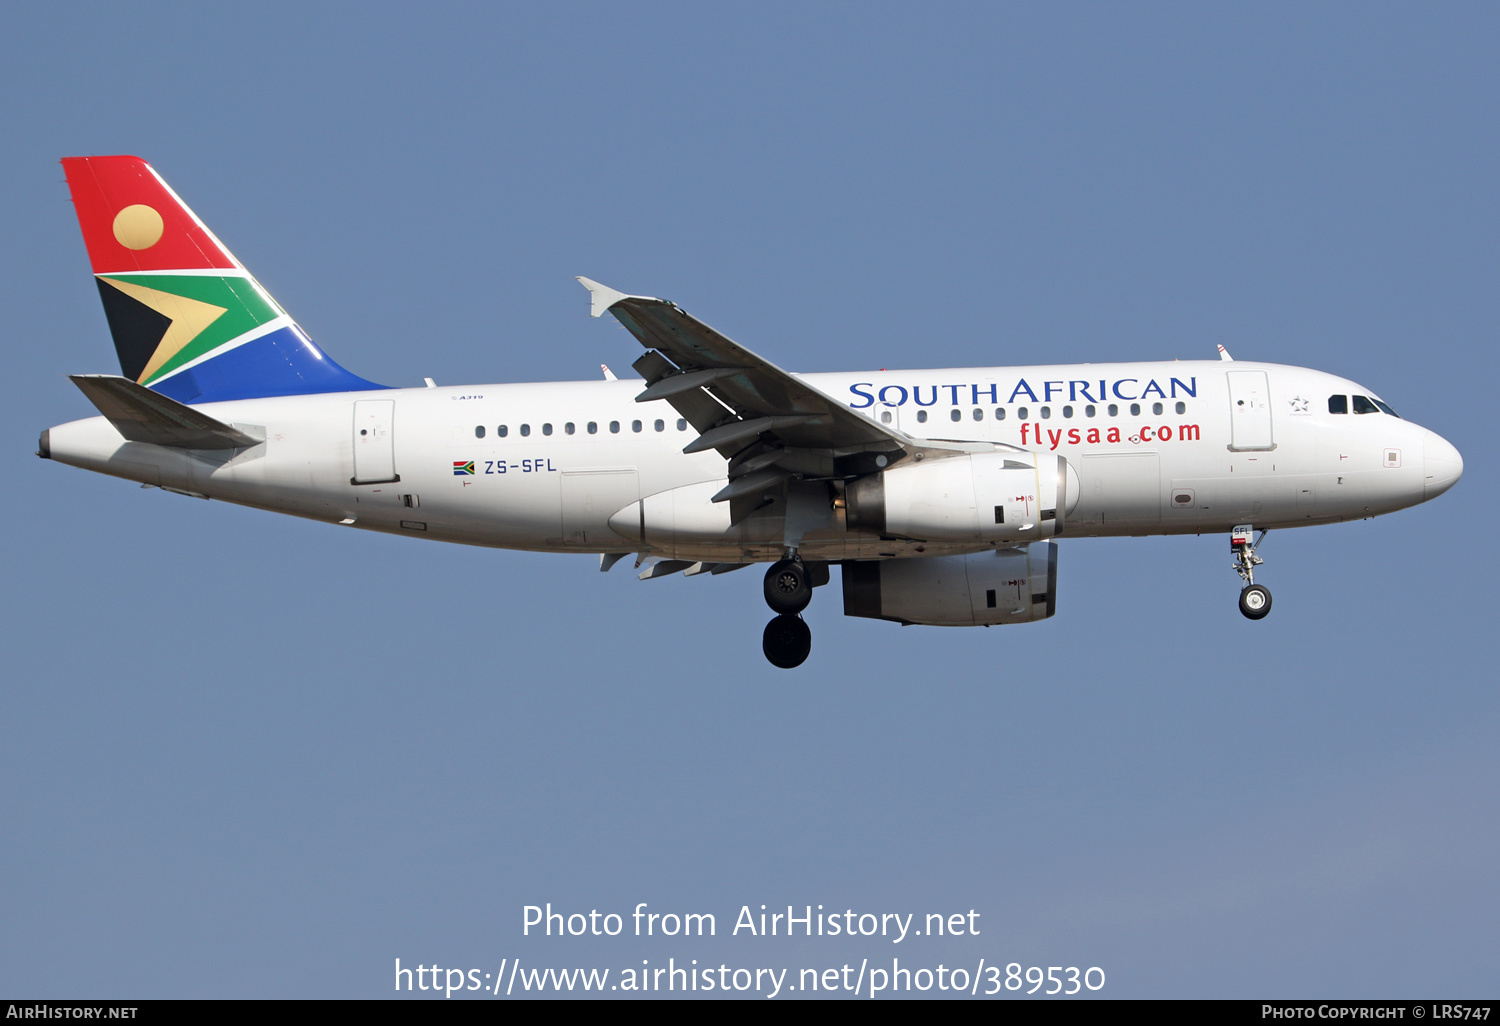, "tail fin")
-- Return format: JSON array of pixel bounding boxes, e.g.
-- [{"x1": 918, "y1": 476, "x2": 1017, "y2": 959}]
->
[{"x1": 61, "y1": 155, "x2": 383, "y2": 403}]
